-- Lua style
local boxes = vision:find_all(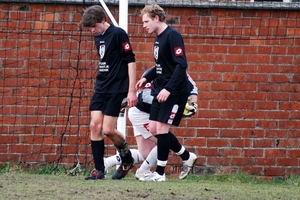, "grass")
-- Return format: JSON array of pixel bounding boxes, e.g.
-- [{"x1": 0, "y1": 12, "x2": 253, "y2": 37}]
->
[{"x1": 0, "y1": 163, "x2": 300, "y2": 200}]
